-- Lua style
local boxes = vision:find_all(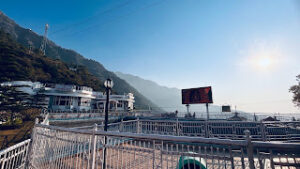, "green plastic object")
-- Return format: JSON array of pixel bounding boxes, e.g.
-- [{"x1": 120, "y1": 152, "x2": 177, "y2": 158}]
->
[{"x1": 176, "y1": 155, "x2": 207, "y2": 169}]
